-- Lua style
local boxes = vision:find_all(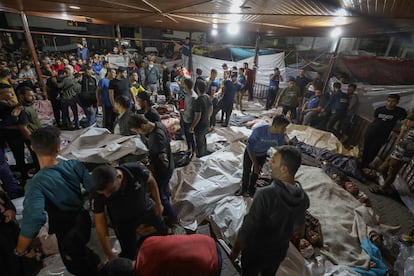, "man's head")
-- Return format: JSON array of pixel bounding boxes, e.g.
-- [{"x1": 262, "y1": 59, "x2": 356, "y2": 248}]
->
[
  {"x1": 196, "y1": 68, "x2": 202, "y2": 76},
  {"x1": 270, "y1": 114, "x2": 290, "y2": 134},
  {"x1": 184, "y1": 78, "x2": 193, "y2": 92},
  {"x1": 210, "y1": 68, "x2": 217, "y2": 79},
  {"x1": 195, "y1": 79, "x2": 207, "y2": 95},
  {"x1": 0, "y1": 83, "x2": 14, "y2": 101},
  {"x1": 314, "y1": 88, "x2": 322, "y2": 97},
  {"x1": 85, "y1": 66, "x2": 94, "y2": 76},
  {"x1": 270, "y1": 146, "x2": 302, "y2": 180},
  {"x1": 101, "y1": 258, "x2": 134, "y2": 276},
  {"x1": 137, "y1": 92, "x2": 151, "y2": 109},
  {"x1": 333, "y1": 82, "x2": 341, "y2": 92},
  {"x1": 386, "y1": 94, "x2": 400, "y2": 110},
  {"x1": 65, "y1": 65, "x2": 74, "y2": 76},
  {"x1": 231, "y1": 72, "x2": 238, "y2": 83},
  {"x1": 103, "y1": 61, "x2": 109, "y2": 69},
  {"x1": 161, "y1": 61, "x2": 167, "y2": 69},
  {"x1": 118, "y1": 68, "x2": 128, "y2": 79},
  {"x1": 347, "y1": 84, "x2": 356, "y2": 94},
  {"x1": 238, "y1": 68, "x2": 244, "y2": 75},
  {"x1": 130, "y1": 72, "x2": 138, "y2": 82},
  {"x1": 288, "y1": 77, "x2": 295, "y2": 87},
  {"x1": 30, "y1": 126, "x2": 61, "y2": 157},
  {"x1": 0, "y1": 68, "x2": 11, "y2": 80},
  {"x1": 17, "y1": 86, "x2": 35, "y2": 105},
  {"x1": 114, "y1": 95, "x2": 130, "y2": 113},
  {"x1": 185, "y1": 37, "x2": 190, "y2": 44},
  {"x1": 91, "y1": 165, "x2": 123, "y2": 198},
  {"x1": 299, "y1": 69, "x2": 305, "y2": 77},
  {"x1": 223, "y1": 71, "x2": 230, "y2": 80},
  {"x1": 128, "y1": 114, "x2": 152, "y2": 135},
  {"x1": 57, "y1": 69, "x2": 66, "y2": 80},
  {"x1": 221, "y1": 63, "x2": 228, "y2": 71},
  {"x1": 243, "y1": 62, "x2": 249, "y2": 69}
]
